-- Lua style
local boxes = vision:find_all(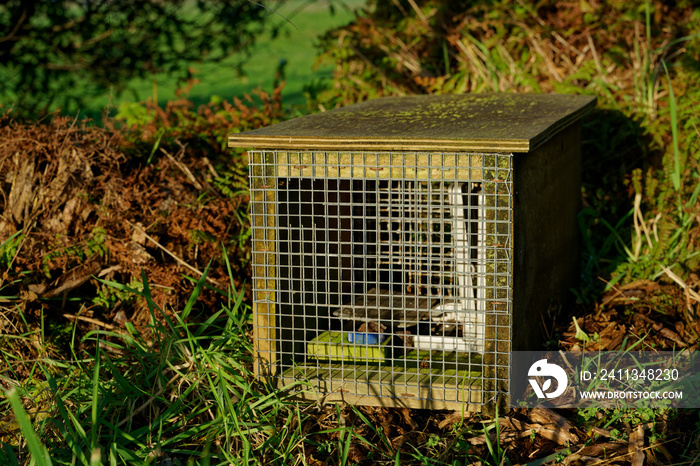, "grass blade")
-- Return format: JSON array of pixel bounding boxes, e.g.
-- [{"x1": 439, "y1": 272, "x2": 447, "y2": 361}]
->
[
  {"x1": 662, "y1": 60, "x2": 681, "y2": 191},
  {"x1": 6, "y1": 388, "x2": 52, "y2": 466},
  {"x1": 91, "y1": 345, "x2": 101, "y2": 454},
  {"x1": 45, "y1": 373, "x2": 90, "y2": 464}
]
